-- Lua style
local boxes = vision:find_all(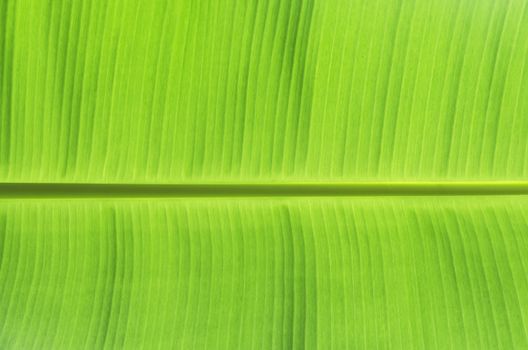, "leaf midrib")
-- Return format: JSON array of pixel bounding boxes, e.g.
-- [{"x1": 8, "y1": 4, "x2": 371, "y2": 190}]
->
[{"x1": 0, "y1": 182, "x2": 527, "y2": 198}]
